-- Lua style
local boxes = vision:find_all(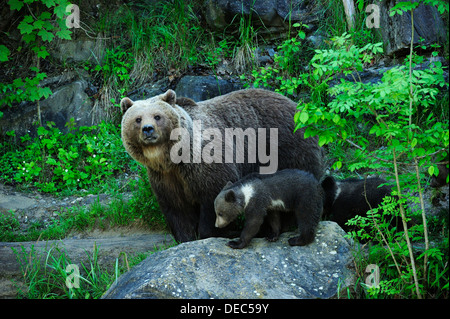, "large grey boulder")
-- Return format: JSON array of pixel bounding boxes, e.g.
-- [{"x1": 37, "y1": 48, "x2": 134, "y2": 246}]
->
[
  {"x1": 0, "y1": 74, "x2": 98, "y2": 138},
  {"x1": 102, "y1": 221, "x2": 355, "y2": 299},
  {"x1": 329, "y1": 57, "x2": 448, "y2": 88},
  {"x1": 51, "y1": 37, "x2": 105, "y2": 63},
  {"x1": 175, "y1": 75, "x2": 243, "y2": 102},
  {"x1": 379, "y1": 0, "x2": 446, "y2": 56}
]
